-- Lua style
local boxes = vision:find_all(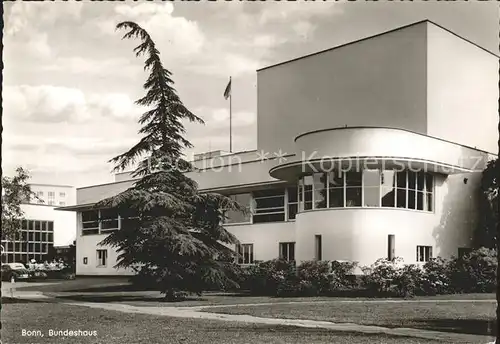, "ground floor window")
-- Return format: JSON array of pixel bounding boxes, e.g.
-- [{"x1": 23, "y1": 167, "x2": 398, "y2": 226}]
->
[
  {"x1": 315, "y1": 235, "x2": 322, "y2": 261},
  {"x1": 237, "y1": 244, "x2": 254, "y2": 265},
  {"x1": 416, "y1": 246, "x2": 432, "y2": 262},
  {"x1": 279, "y1": 242, "x2": 295, "y2": 261},
  {"x1": 96, "y1": 249, "x2": 108, "y2": 267}
]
